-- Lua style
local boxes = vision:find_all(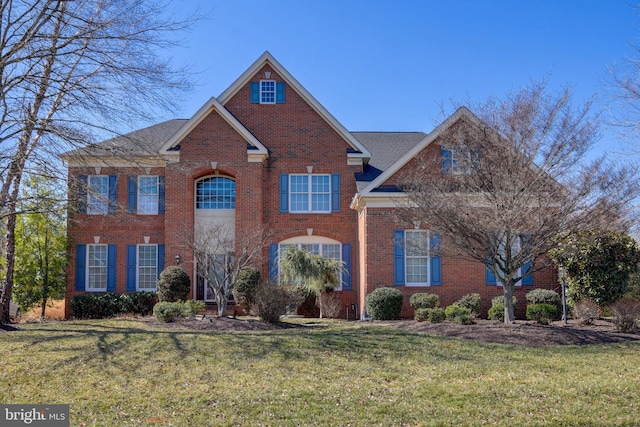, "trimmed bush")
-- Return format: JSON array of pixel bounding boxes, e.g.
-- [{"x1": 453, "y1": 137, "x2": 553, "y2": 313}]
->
[
  {"x1": 120, "y1": 292, "x2": 157, "y2": 316},
  {"x1": 414, "y1": 308, "x2": 430, "y2": 322},
  {"x1": 573, "y1": 299, "x2": 600, "y2": 325},
  {"x1": 455, "y1": 293, "x2": 481, "y2": 318},
  {"x1": 445, "y1": 304, "x2": 474, "y2": 324},
  {"x1": 70, "y1": 293, "x2": 122, "y2": 319},
  {"x1": 157, "y1": 266, "x2": 191, "y2": 302},
  {"x1": 428, "y1": 307, "x2": 446, "y2": 323},
  {"x1": 255, "y1": 283, "x2": 292, "y2": 324},
  {"x1": 488, "y1": 305, "x2": 505, "y2": 321},
  {"x1": 409, "y1": 293, "x2": 440, "y2": 310},
  {"x1": 153, "y1": 302, "x2": 185, "y2": 323},
  {"x1": 233, "y1": 267, "x2": 261, "y2": 310},
  {"x1": 526, "y1": 289, "x2": 561, "y2": 307},
  {"x1": 611, "y1": 300, "x2": 640, "y2": 332},
  {"x1": 526, "y1": 303, "x2": 559, "y2": 324},
  {"x1": 365, "y1": 287, "x2": 403, "y2": 320},
  {"x1": 152, "y1": 300, "x2": 205, "y2": 323}
]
